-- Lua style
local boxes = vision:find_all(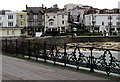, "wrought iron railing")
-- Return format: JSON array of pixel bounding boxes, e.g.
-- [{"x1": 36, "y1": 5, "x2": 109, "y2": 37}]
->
[{"x1": 2, "y1": 39, "x2": 120, "y2": 76}]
